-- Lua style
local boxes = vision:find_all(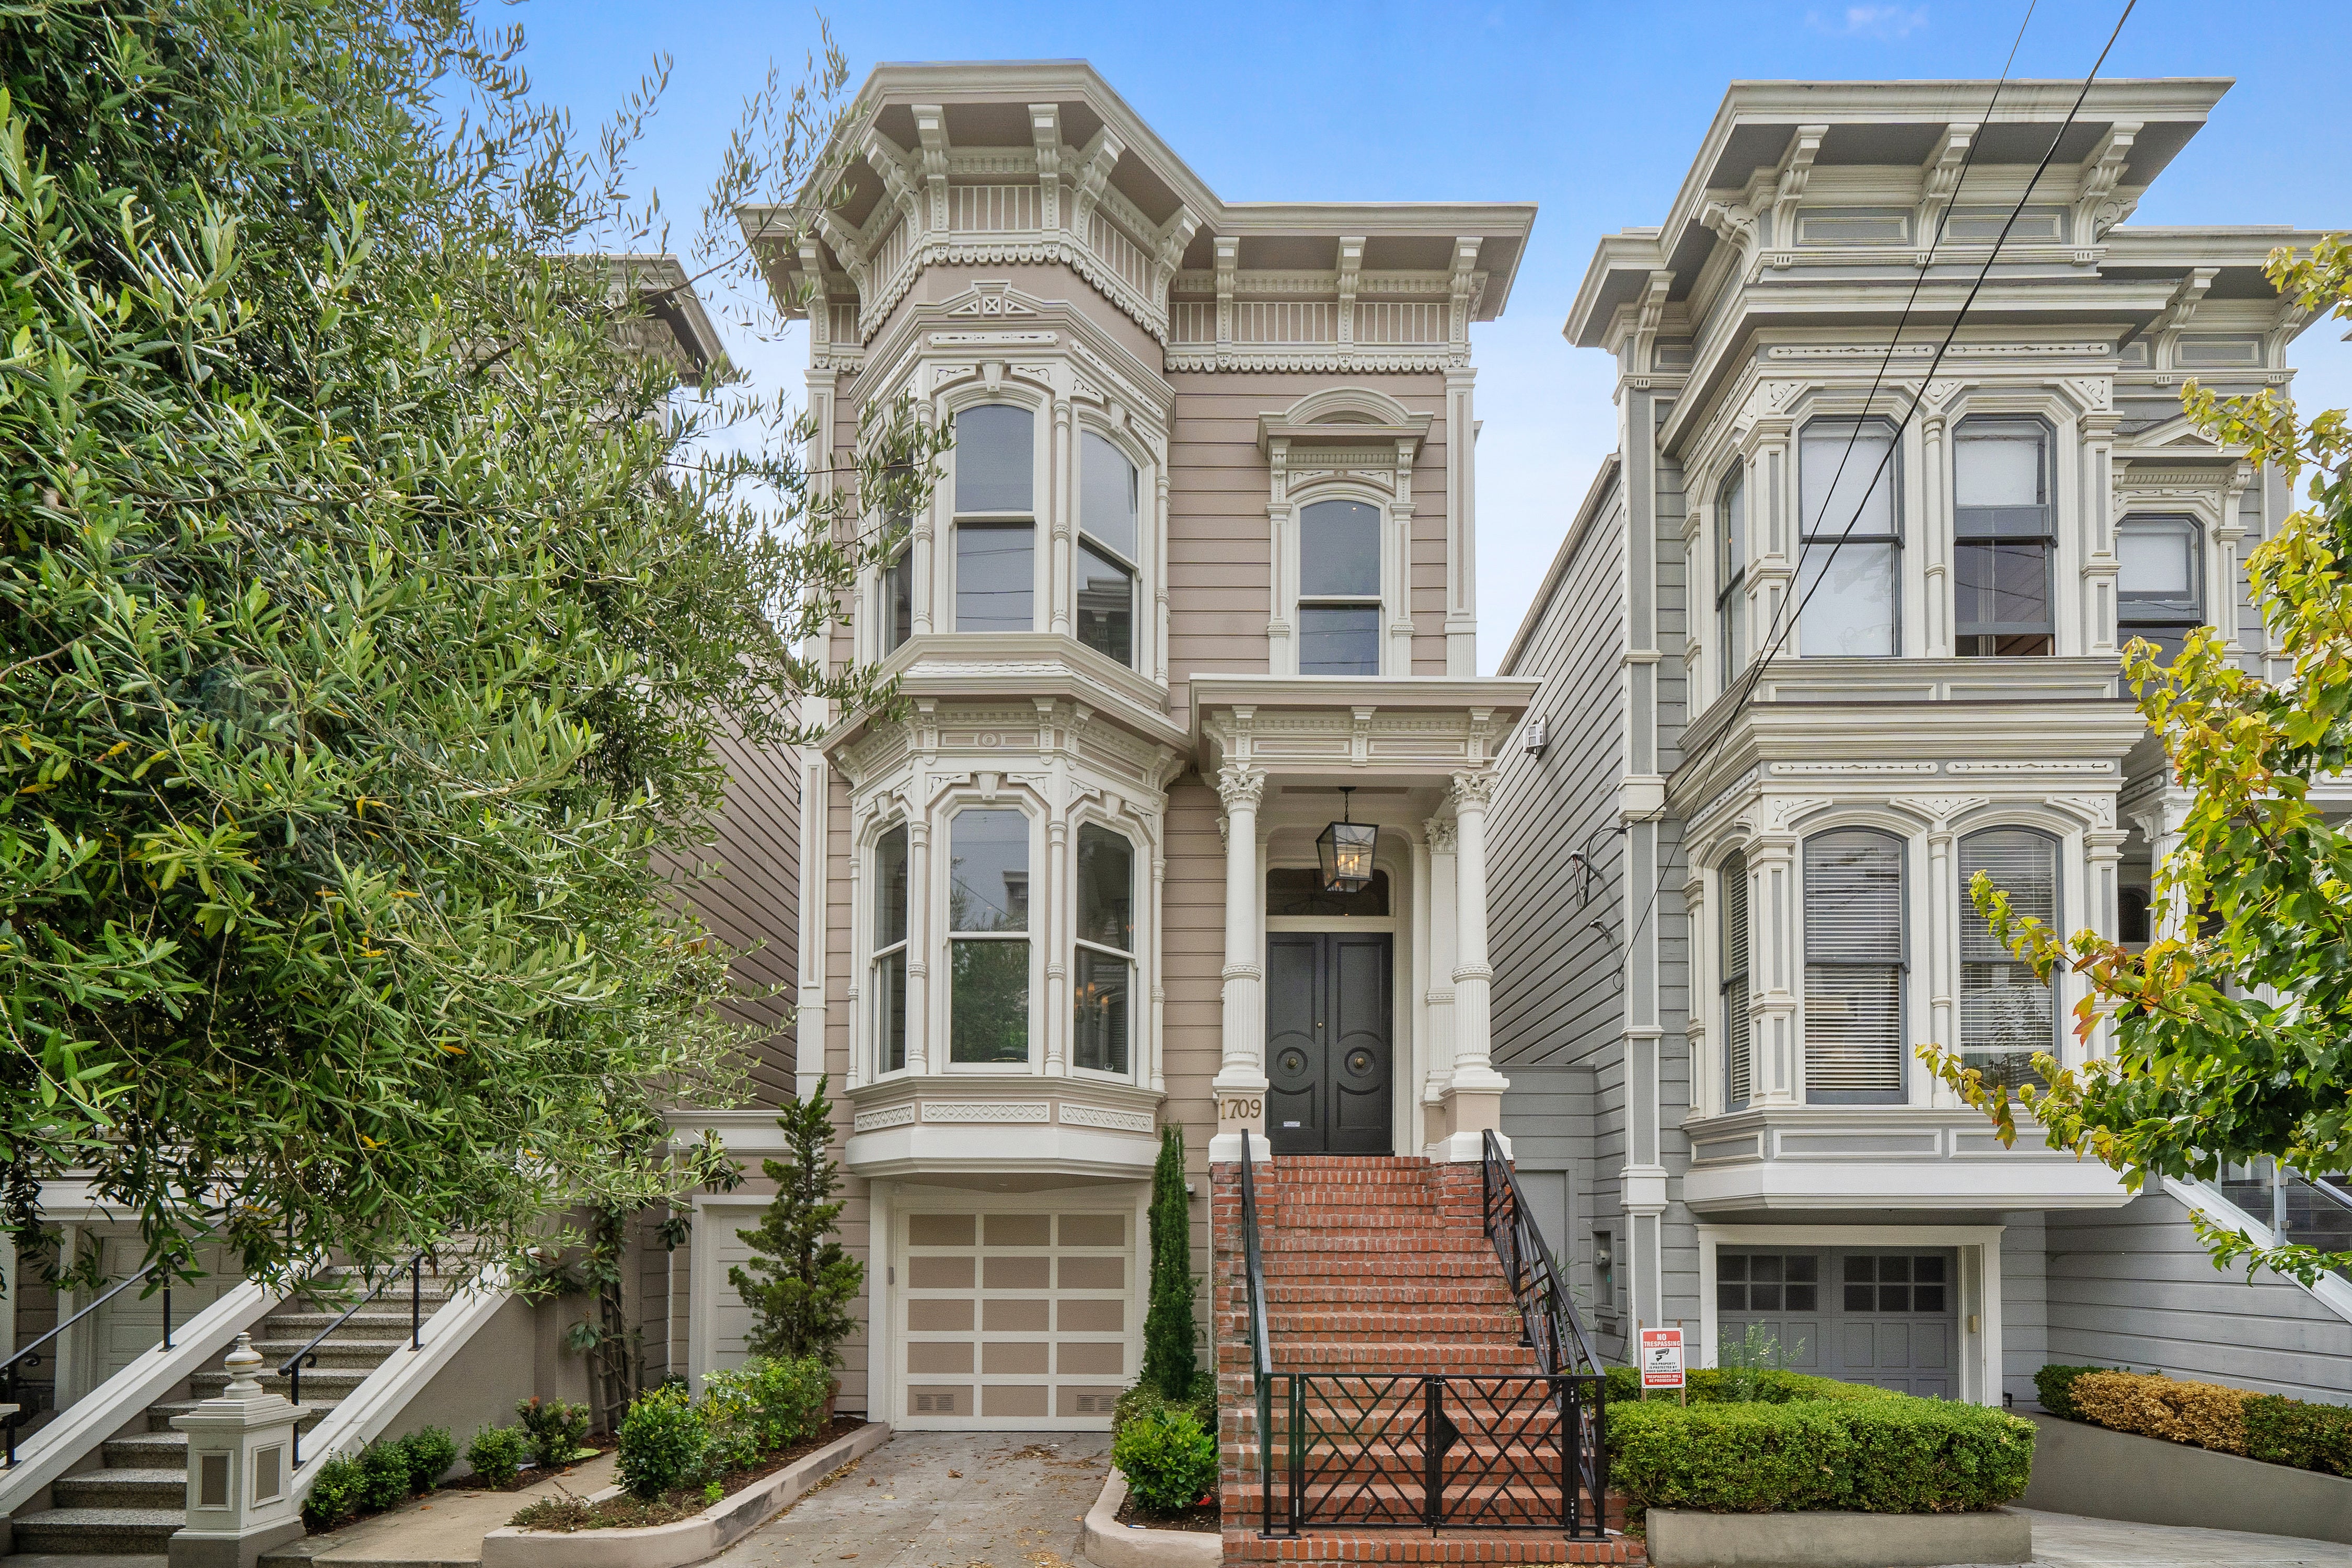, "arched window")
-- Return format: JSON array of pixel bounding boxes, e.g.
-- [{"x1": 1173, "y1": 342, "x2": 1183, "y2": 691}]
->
[
  {"x1": 953, "y1": 405, "x2": 1035, "y2": 632},
  {"x1": 947, "y1": 807, "x2": 1030, "y2": 1063},
  {"x1": 1797, "y1": 418, "x2": 1900, "y2": 656},
  {"x1": 1074, "y1": 824, "x2": 1134, "y2": 1075},
  {"x1": 1803, "y1": 828, "x2": 1905, "y2": 1102},
  {"x1": 1954, "y1": 416, "x2": 2055, "y2": 656},
  {"x1": 1958, "y1": 828, "x2": 2059, "y2": 1091},
  {"x1": 1721, "y1": 851, "x2": 1752, "y2": 1110},
  {"x1": 1717, "y1": 466, "x2": 1748, "y2": 689},
  {"x1": 2117, "y1": 515, "x2": 2204, "y2": 661},
  {"x1": 872, "y1": 825, "x2": 909, "y2": 1073},
  {"x1": 1077, "y1": 433, "x2": 1139, "y2": 667},
  {"x1": 1298, "y1": 499, "x2": 1382, "y2": 676}
]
